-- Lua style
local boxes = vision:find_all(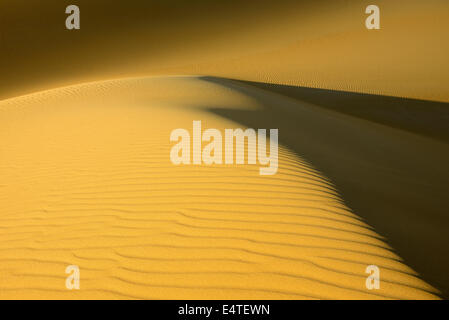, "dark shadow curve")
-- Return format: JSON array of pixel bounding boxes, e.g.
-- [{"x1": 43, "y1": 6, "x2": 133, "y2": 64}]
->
[{"x1": 201, "y1": 76, "x2": 449, "y2": 297}]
